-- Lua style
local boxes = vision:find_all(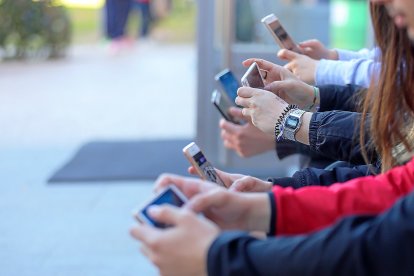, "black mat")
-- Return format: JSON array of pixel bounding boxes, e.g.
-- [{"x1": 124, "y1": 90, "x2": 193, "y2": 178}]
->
[{"x1": 48, "y1": 139, "x2": 192, "y2": 183}]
